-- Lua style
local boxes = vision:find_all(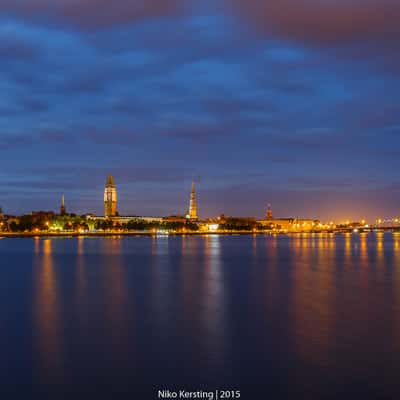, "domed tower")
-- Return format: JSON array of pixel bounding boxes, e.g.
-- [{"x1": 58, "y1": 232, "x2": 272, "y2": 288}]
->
[{"x1": 104, "y1": 174, "x2": 117, "y2": 217}]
